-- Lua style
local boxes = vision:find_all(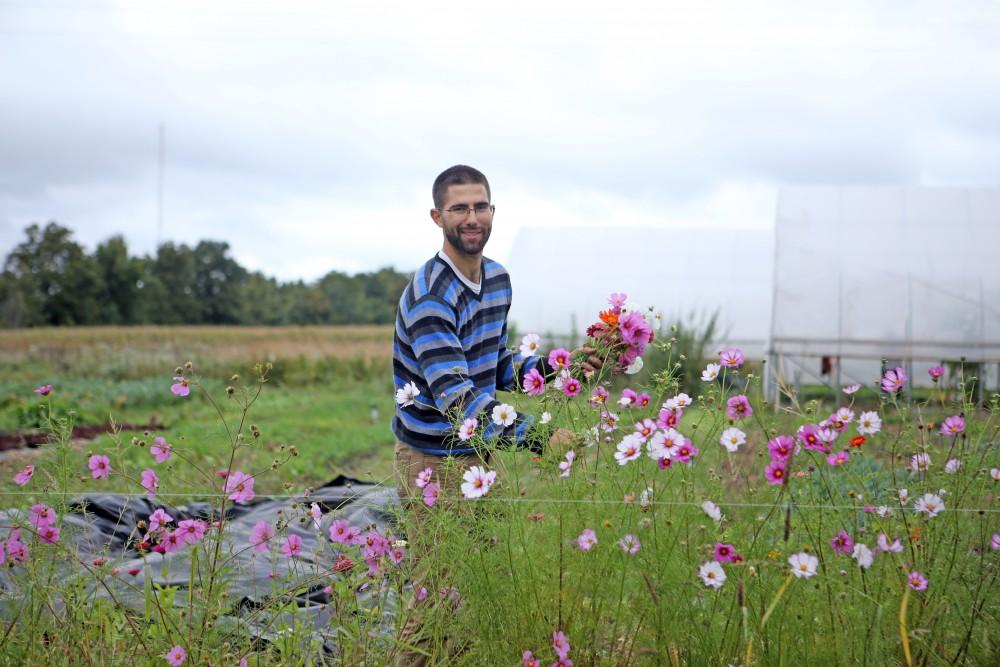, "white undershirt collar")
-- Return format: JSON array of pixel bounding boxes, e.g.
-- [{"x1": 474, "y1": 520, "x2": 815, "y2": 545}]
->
[{"x1": 438, "y1": 251, "x2": 482, "y2": 294}]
